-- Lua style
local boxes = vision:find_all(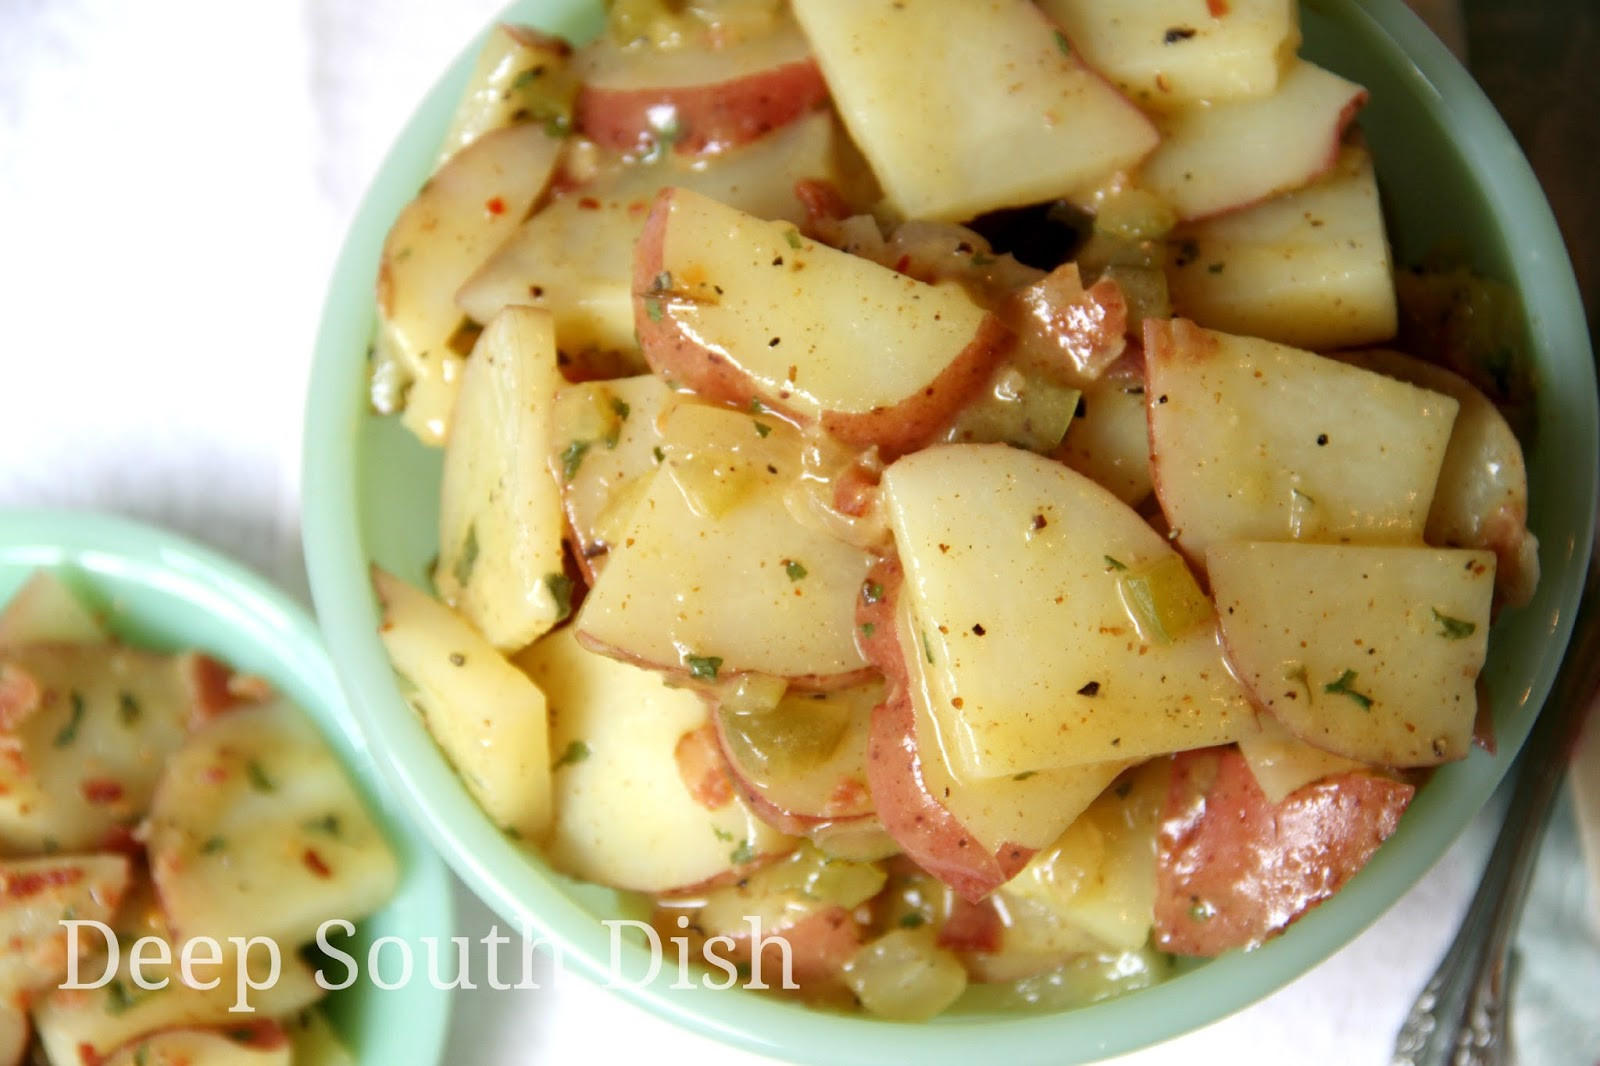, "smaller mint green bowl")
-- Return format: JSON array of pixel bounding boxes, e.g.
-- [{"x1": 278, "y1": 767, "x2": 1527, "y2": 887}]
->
[
  {"x1": 0, "y1": 509, "x2": 454, "y2": 1066},
  {"x1": 303, "y1": 0, "x2": 1597, "y2": 1061}
]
